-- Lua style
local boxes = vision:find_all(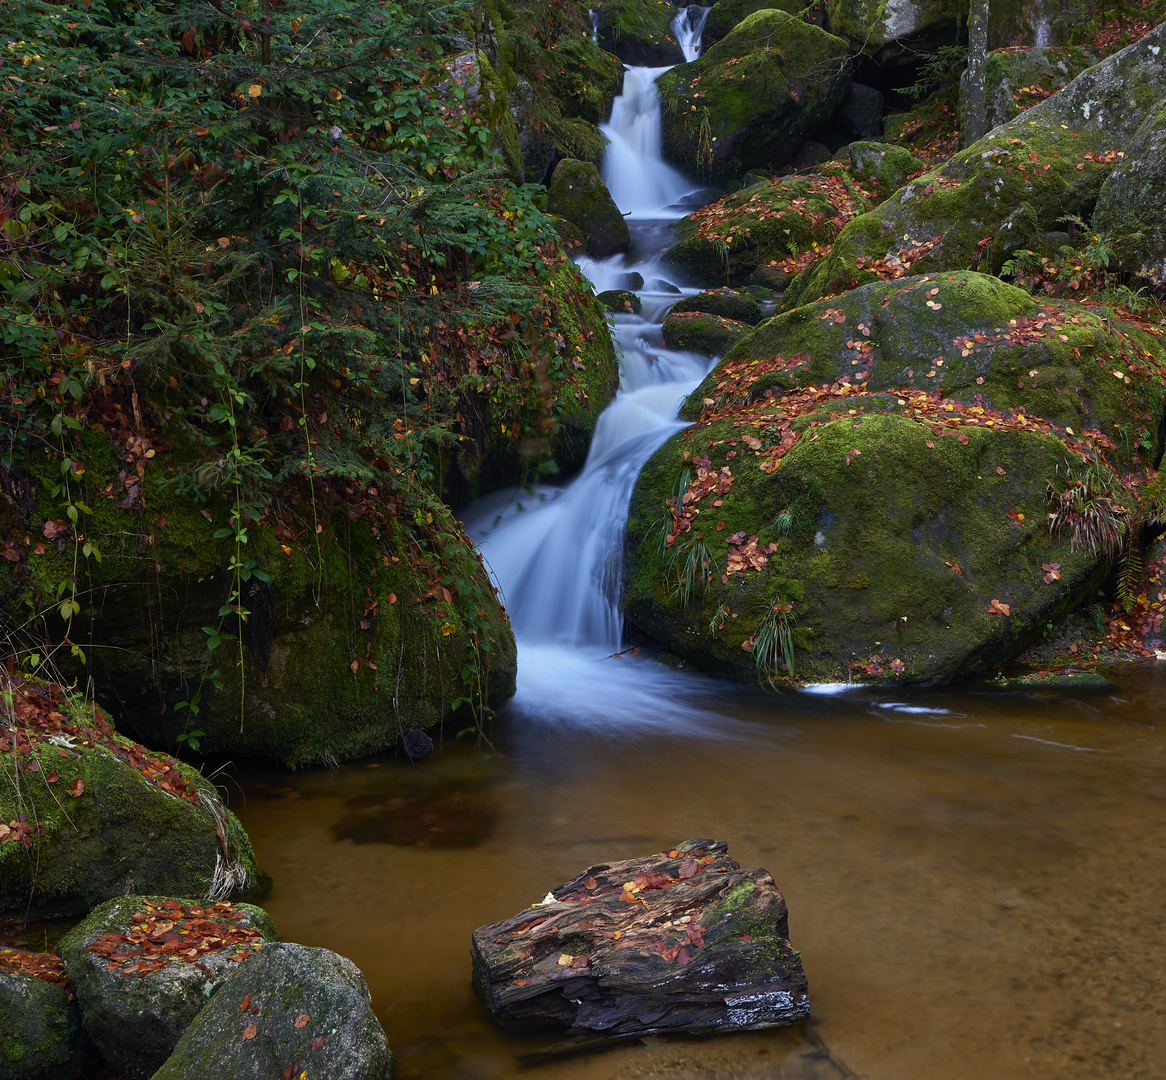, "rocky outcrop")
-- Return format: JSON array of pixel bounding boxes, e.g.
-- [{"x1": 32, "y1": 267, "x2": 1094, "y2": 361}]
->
[
  {"x1": 58, "y1": 895, "x2": 278, "y2": 1080},
  {"x1": 703, "y1": 0, "x2": 802, "y2": 44},
  {"x1": 847, "y1": 140, "x2": 926, "y2": 197},
  {"x1": 153, "y1": 943, "x2": 392, "y2": 1080},
  {"x1": 594, "y1": 0, "x2": 681, "y2": 65},
  {"x1": 657, "y1": 10, "x2": 851, "y2": 184},
  {"x1": 662, "y1": 171, "x2": 867, "y2": 288},
  {"x1": 622, "y1": 271, "x2": 1164, "y2": 685},
  {"x1": 958, "y1": 46, "x2": 1100, "y2": 134},
  {"x1": 471, "y1": 839, "x2": 808, "y2": 1037},
  {"x1": 1092, "y1": 99, "x2": 1166, "y2": 279},
  {"x1": 546, "y1": 159, "x2": 631, "y2": 259},
  {"x1": 0, "y1": 962, "x2": 91, "y2": 1080},
  {"x1": 788, "y1": 24, "x2": 1166, "y2": 305},
  {"x1": 0, "y1": 679, "x2": 258, "y2": 917}
]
